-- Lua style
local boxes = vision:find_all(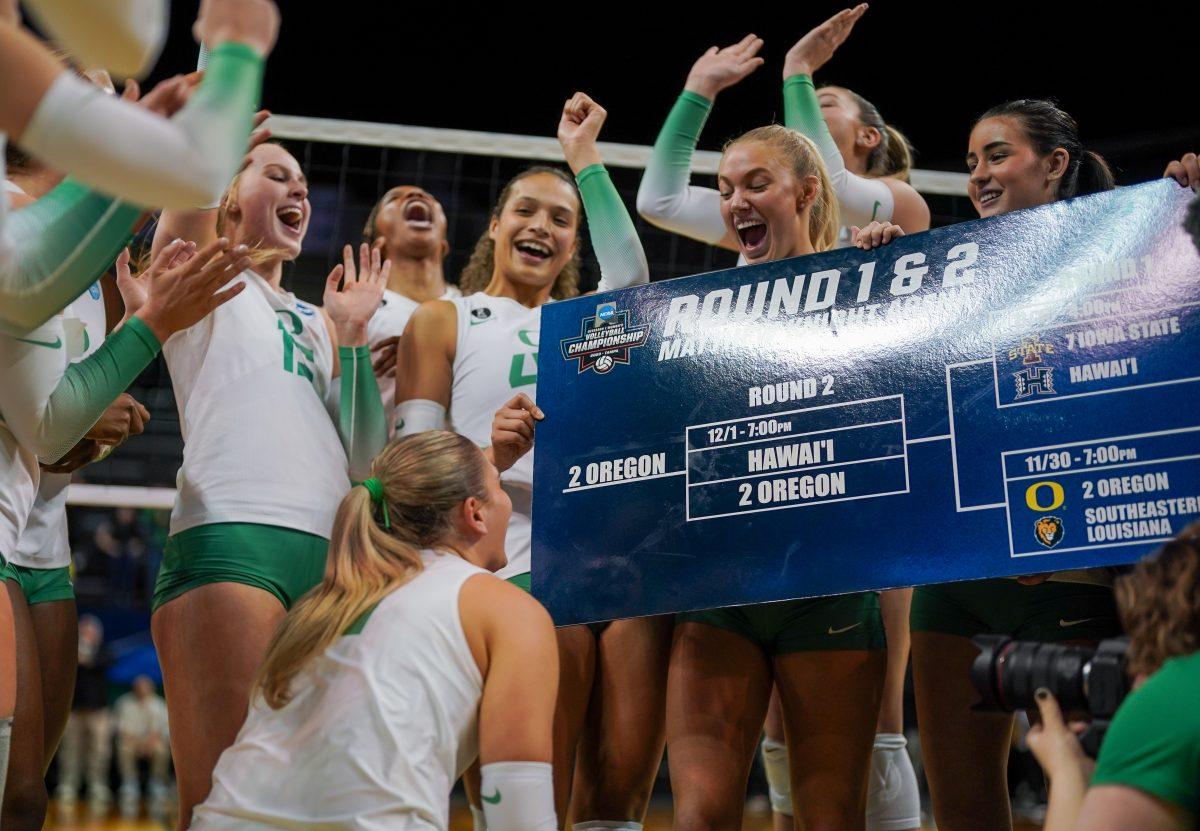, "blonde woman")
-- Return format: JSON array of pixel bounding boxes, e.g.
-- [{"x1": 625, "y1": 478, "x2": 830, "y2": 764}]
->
[
  {"x1": 193, "y1": 431, "x2": 559, "y2": 831},
  {"x1": 667, "y1": 126, "x2": 886, "y2": 831}
]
